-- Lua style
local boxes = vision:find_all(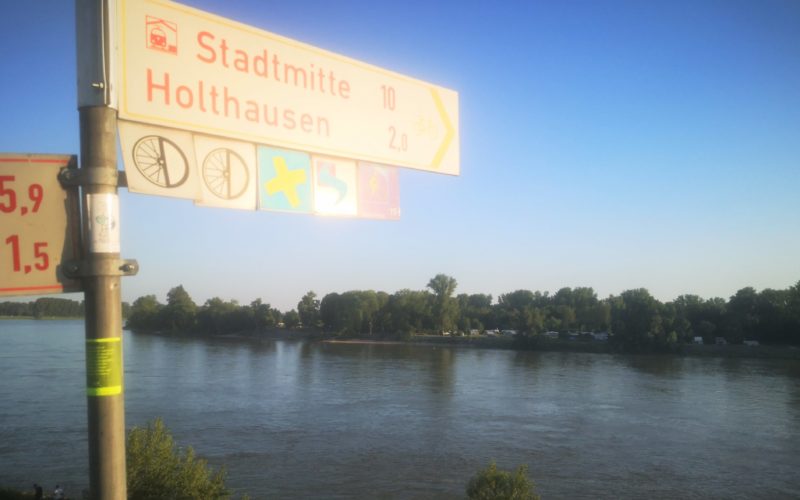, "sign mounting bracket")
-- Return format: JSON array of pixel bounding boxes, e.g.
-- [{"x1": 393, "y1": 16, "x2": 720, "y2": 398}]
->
[
  {"x1": 62, "y1": 257, "x2": 139, "y2": 279},
  {"x1": 59, "y1": 167, "x2": 128, "y2": 188}
]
